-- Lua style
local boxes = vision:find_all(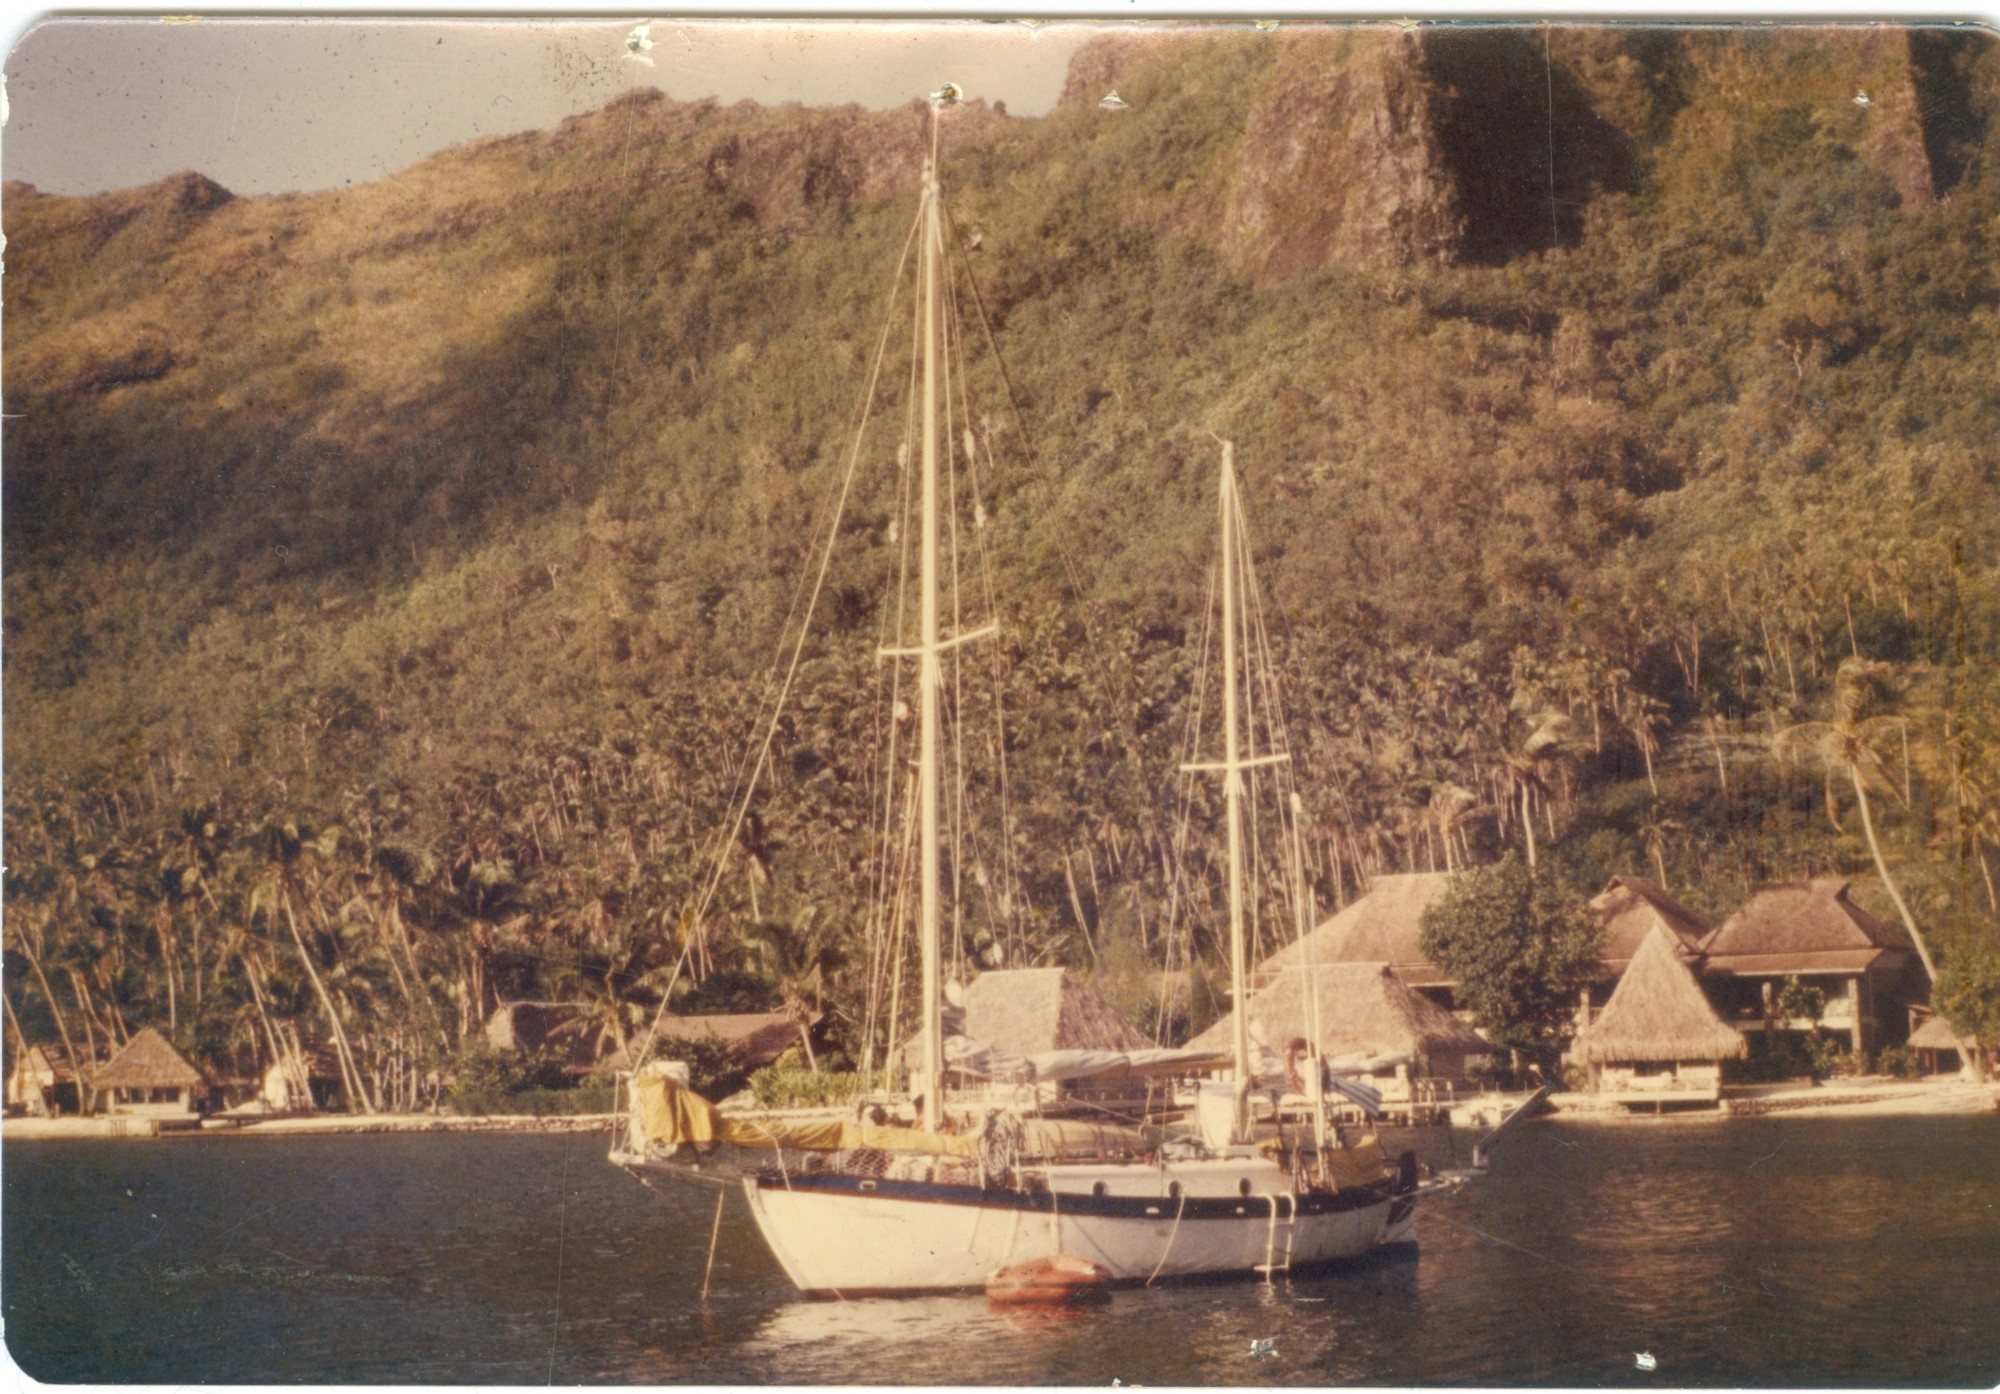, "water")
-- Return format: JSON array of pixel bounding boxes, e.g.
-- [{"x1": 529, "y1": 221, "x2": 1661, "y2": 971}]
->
[{"x1": 4, "y1": 1114, "x2": 1997, "y2": 1385}]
